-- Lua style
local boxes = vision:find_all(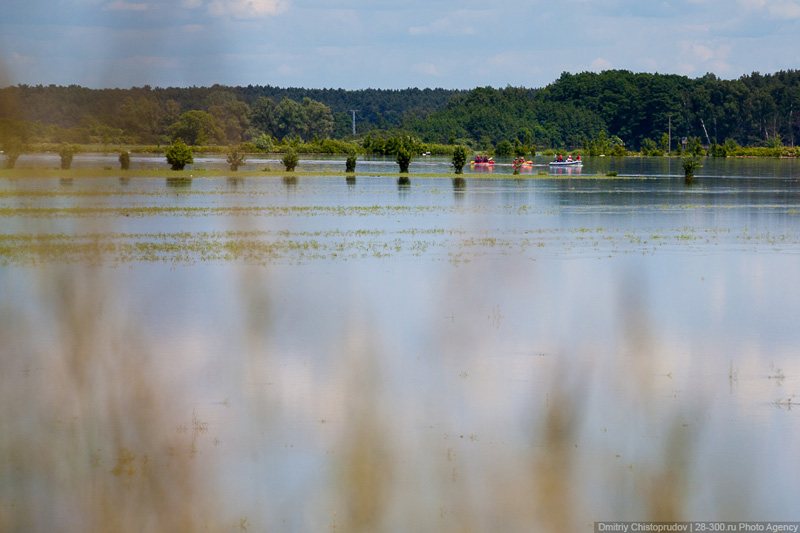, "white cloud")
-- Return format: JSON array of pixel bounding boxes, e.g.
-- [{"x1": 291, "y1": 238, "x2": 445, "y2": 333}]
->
[
  {"x1": 678, "y1": 41, "x2": 732, "y2": 74},
  {"x1": 207, "y1": 0, "x2": 288, "y2": 18}
]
